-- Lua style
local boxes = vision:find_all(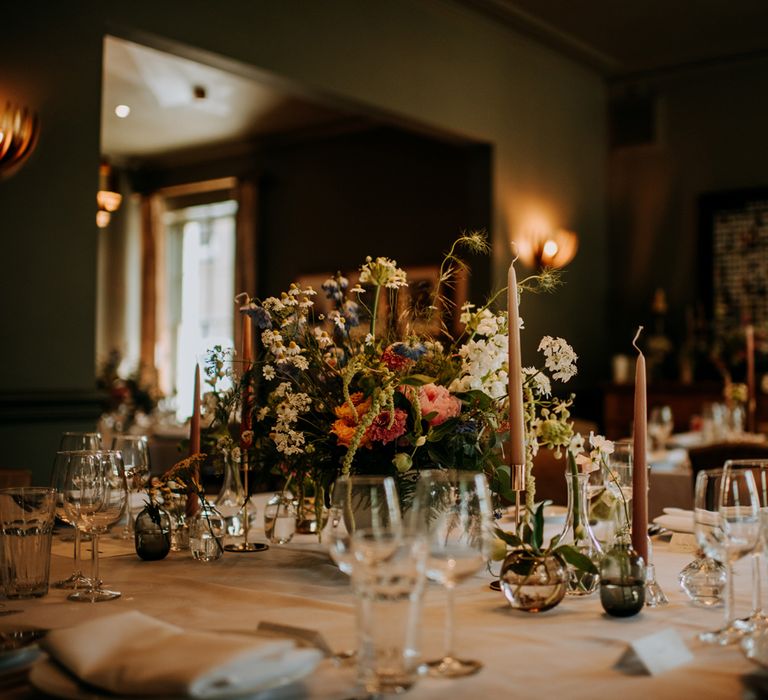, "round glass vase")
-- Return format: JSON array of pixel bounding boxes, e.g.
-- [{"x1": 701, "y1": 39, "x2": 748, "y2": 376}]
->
[
  {"x1": 599, "y1": 535, "x2": 646, "y2": 617},
  {"x1": 134, "y1": 503, "x2": 171, "y2": 561},
  {"x1": 189, "y1": 500, "x2": 225, "y2": 562},
  {"x1": 264, "y1": 492, "x2": 297, "y2": 544},
  {"x1": 555, "y1": 471, "x2": 602, "y2": 596},
  {"x1": 499, "y1": 549, "x2": 568, "y2": 613}
]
